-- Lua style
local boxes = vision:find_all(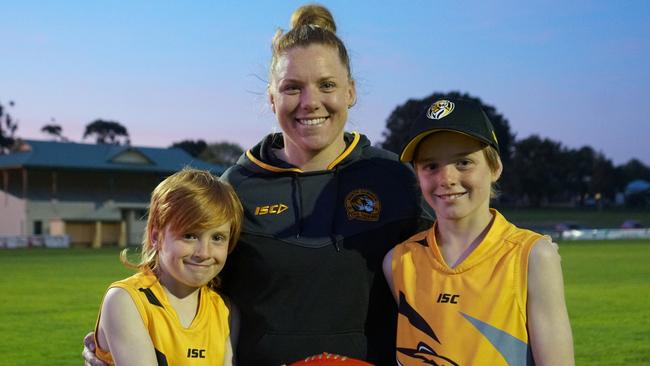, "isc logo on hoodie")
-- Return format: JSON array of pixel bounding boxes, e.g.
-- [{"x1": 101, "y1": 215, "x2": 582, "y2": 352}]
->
[{"x1": 255, "y1": 204, "x2": 289, "y2": 215}]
